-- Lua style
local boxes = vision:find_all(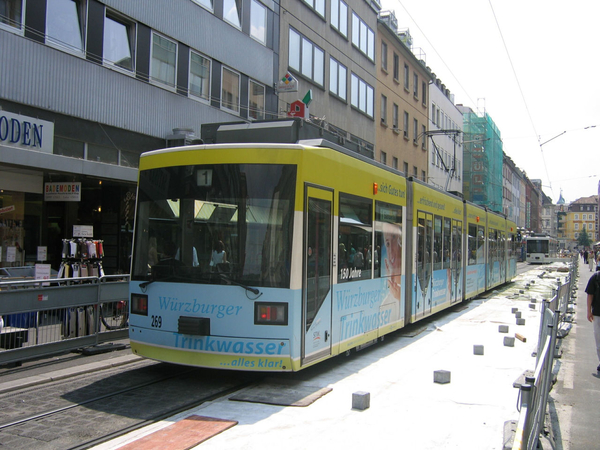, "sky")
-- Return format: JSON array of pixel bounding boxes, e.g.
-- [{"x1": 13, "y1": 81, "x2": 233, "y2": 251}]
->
[{"x1": 378, "y1": 0, "x2": 600, "y2": 204}]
